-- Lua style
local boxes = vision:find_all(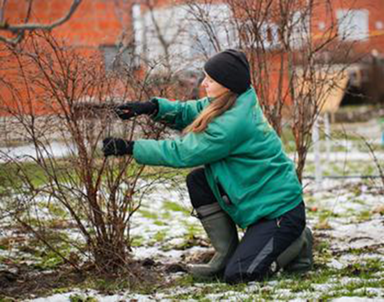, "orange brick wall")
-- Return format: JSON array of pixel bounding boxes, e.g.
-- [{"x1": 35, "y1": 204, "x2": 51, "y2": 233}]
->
[
  {"x1": 1, "y1": 0, "x2": 384, "y2": 115},
  {"x1": 3, "y1": 0, "x2": 131, "y2": 47},
  {"x1": 248, "y1": 0, "x2": 384, "y2": 105},
  {"x1": 0, "y1": 0, "x2": 133, "y2": 116},
  {"x1": 311, "y1": 0, "x2": 384, "y2": 54}
]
